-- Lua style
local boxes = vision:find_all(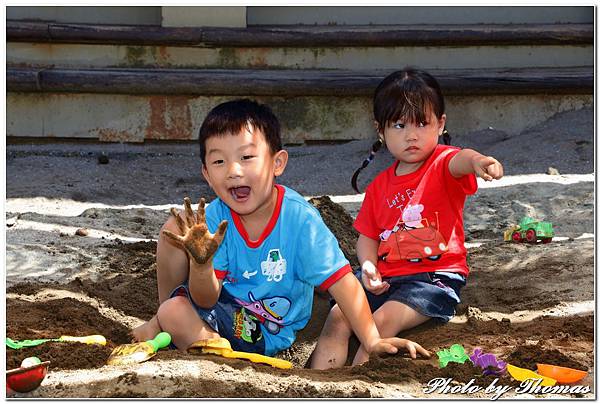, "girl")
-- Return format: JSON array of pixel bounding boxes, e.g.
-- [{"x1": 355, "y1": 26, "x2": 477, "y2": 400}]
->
[{"x1": 310, "y1": 67, "x2": 503, "y2": 369}]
